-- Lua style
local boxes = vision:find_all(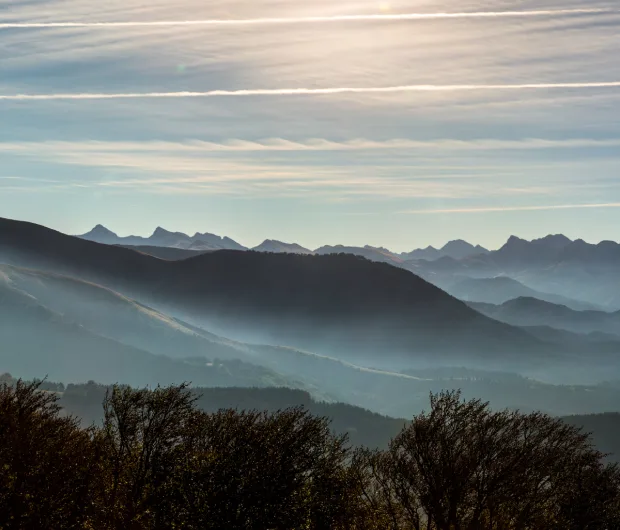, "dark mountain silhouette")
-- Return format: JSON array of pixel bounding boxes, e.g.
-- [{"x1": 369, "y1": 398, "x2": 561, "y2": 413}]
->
[
  {"x1": 10, "y1": 259, "x2": 620, "y2": 416},
  {"x1": 402, "y1": 240, "x2": 489, "y2": 261},
  {"x1": 252, "y1": 240, "x2": 313, "y2": 255},
  {"x1": 469, "y1": 297, "x2": 620, "y2": 337},
  {"x1": 314, "y1": 245, "x2": 403, "y2": 265},
  {"x1": 79, "y1": 224, "x2": 246, "y2": 251},
  {"x1": 118, "y1": 245, "x2": 212, "y2": 260},
  {"x1": 0, "y1": 217, "x2": 559, "y2": 370},
  {"x1": 447, "y1": 276, "x2": 597, "y2": 311}
]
